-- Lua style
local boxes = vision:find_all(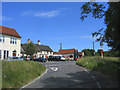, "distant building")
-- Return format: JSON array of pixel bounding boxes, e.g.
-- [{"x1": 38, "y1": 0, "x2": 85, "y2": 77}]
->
[
  {"x1": 54, "y1": 49, "x2": 78, "y2": 60},
  {"x1": 78, "y1": 52, "x2": 84, "y2": 58},
  {"x1": 0, "y1": 25, "x2": 21, "y2": 59},
  {"x1": 21, "y1": 39, "x2": 53, "y2": 58}
]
